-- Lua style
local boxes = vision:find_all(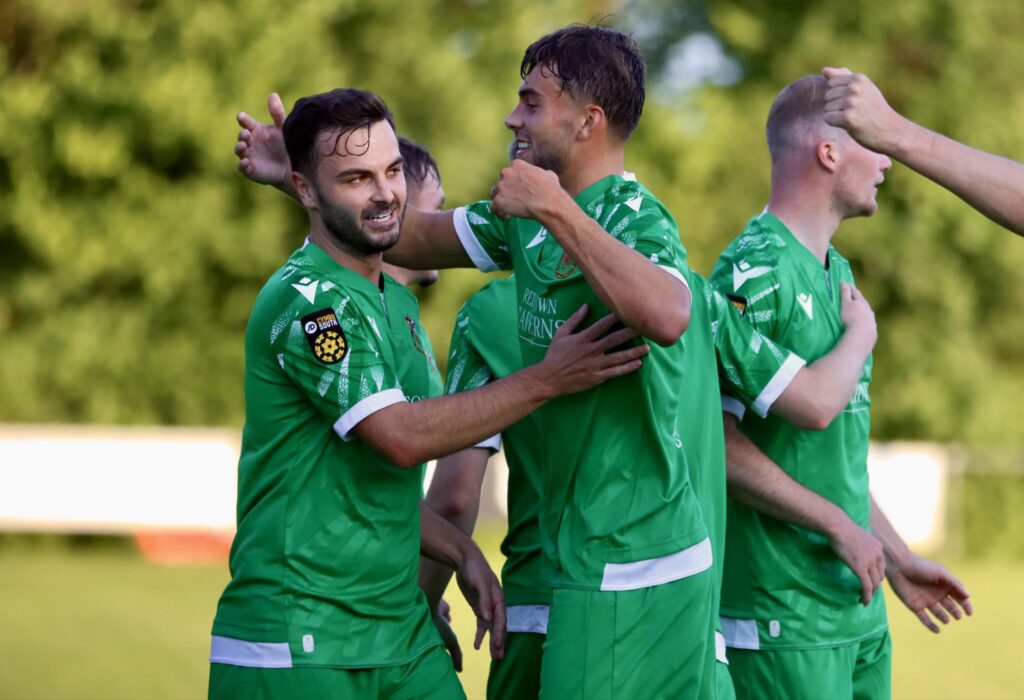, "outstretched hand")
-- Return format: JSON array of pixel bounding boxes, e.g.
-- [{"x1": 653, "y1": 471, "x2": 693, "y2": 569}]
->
[
  {"x1": 888, "y1": 554, "x2": 973, "y2": 633},
  {"x1": 234, "y1": 92, "x2": 291, "y2": 187}
]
